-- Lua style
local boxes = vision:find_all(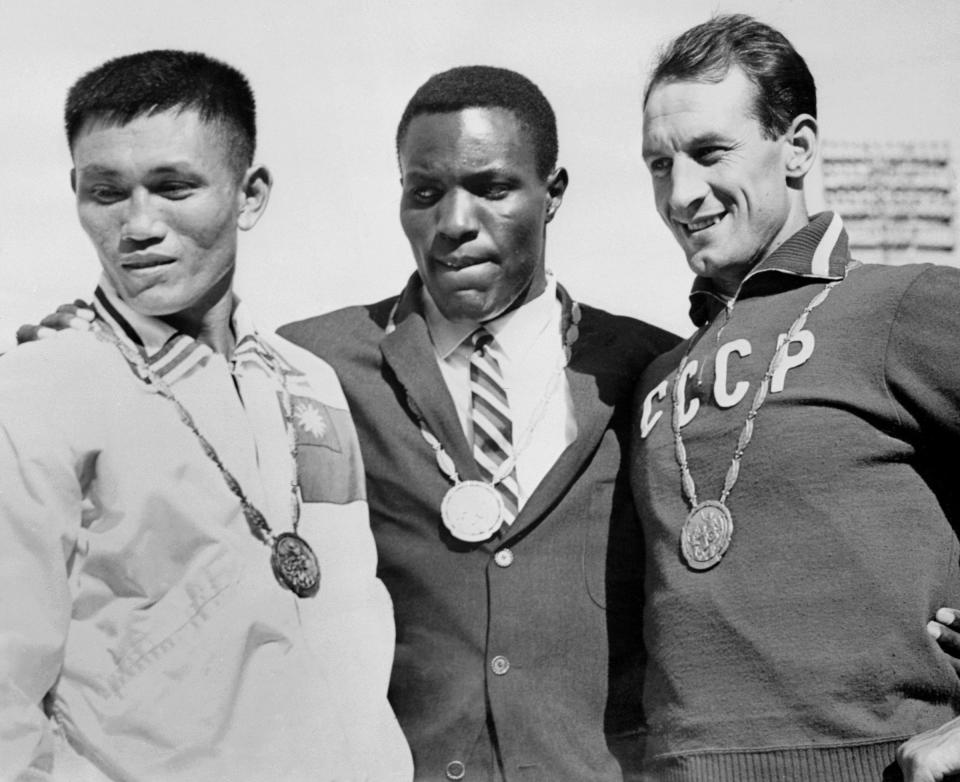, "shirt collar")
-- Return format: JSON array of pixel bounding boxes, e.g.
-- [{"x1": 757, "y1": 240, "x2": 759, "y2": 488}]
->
[
  {"x1": 92, "y1": 273, "x2": 263, "y2": 381},
  {"x1": 423, "y1": 272, "x2": 559, "y2": 361},
  {"x1": 688, "y1": 211, "x2": 851, "y2": 327}
]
